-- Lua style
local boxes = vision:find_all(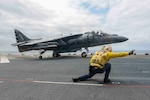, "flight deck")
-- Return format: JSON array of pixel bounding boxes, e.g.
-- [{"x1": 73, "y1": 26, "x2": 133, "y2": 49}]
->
[{"x1": 0, "y1": 54, "x2": 150, "y2": 100}]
